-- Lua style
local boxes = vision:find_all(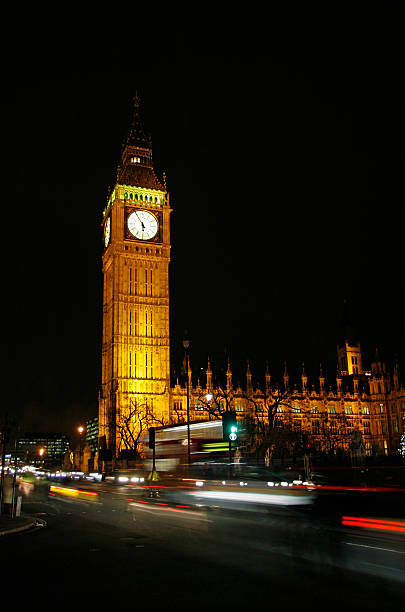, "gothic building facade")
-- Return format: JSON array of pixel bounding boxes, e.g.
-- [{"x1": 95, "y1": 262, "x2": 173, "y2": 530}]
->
[
  {"x1": 98, "y1": 99, "x2": 405, "y2": 460},
  {"x1": 170, "y1": 344, "x2": 405, "y2": 457}
]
